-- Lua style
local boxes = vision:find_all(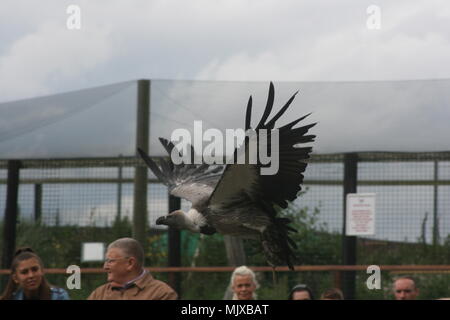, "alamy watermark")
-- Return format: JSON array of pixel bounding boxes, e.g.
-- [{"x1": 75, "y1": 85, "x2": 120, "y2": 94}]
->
[
  {"x1": 366, "y1": 5, "x2": 381, "y2": 30},
  {"x1": 66, "y1": 5, "x2": 81, "y2": 30},
  {"x1": 66, "y1": 265, "x2": 81, "y2": 289},
  {"x1": 366, "y1": 265, "x2": 381, "y2": 289},
  {"x1": 170, "y1": 121, "x2": 280, "y2": 175}
]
